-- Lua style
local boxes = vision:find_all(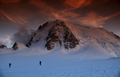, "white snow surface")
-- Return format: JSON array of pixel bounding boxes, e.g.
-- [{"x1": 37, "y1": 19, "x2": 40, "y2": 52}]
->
[
  {"x1": 16, "y1": 42, "x2": 27, "y2": 50},
  {"x1": 0, "y1": 51, "x2": 120, "y2": 77}
]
